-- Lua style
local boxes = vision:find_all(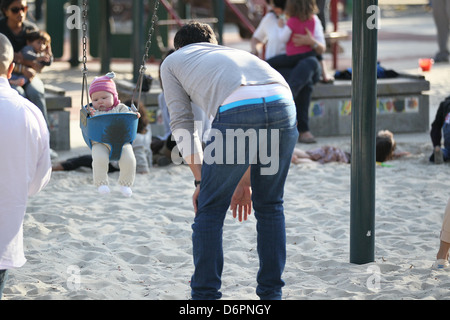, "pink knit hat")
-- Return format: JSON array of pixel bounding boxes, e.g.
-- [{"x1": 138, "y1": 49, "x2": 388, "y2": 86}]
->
[{"x1": 89, "y1": 72, "x2": 120, "y2": 107}]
